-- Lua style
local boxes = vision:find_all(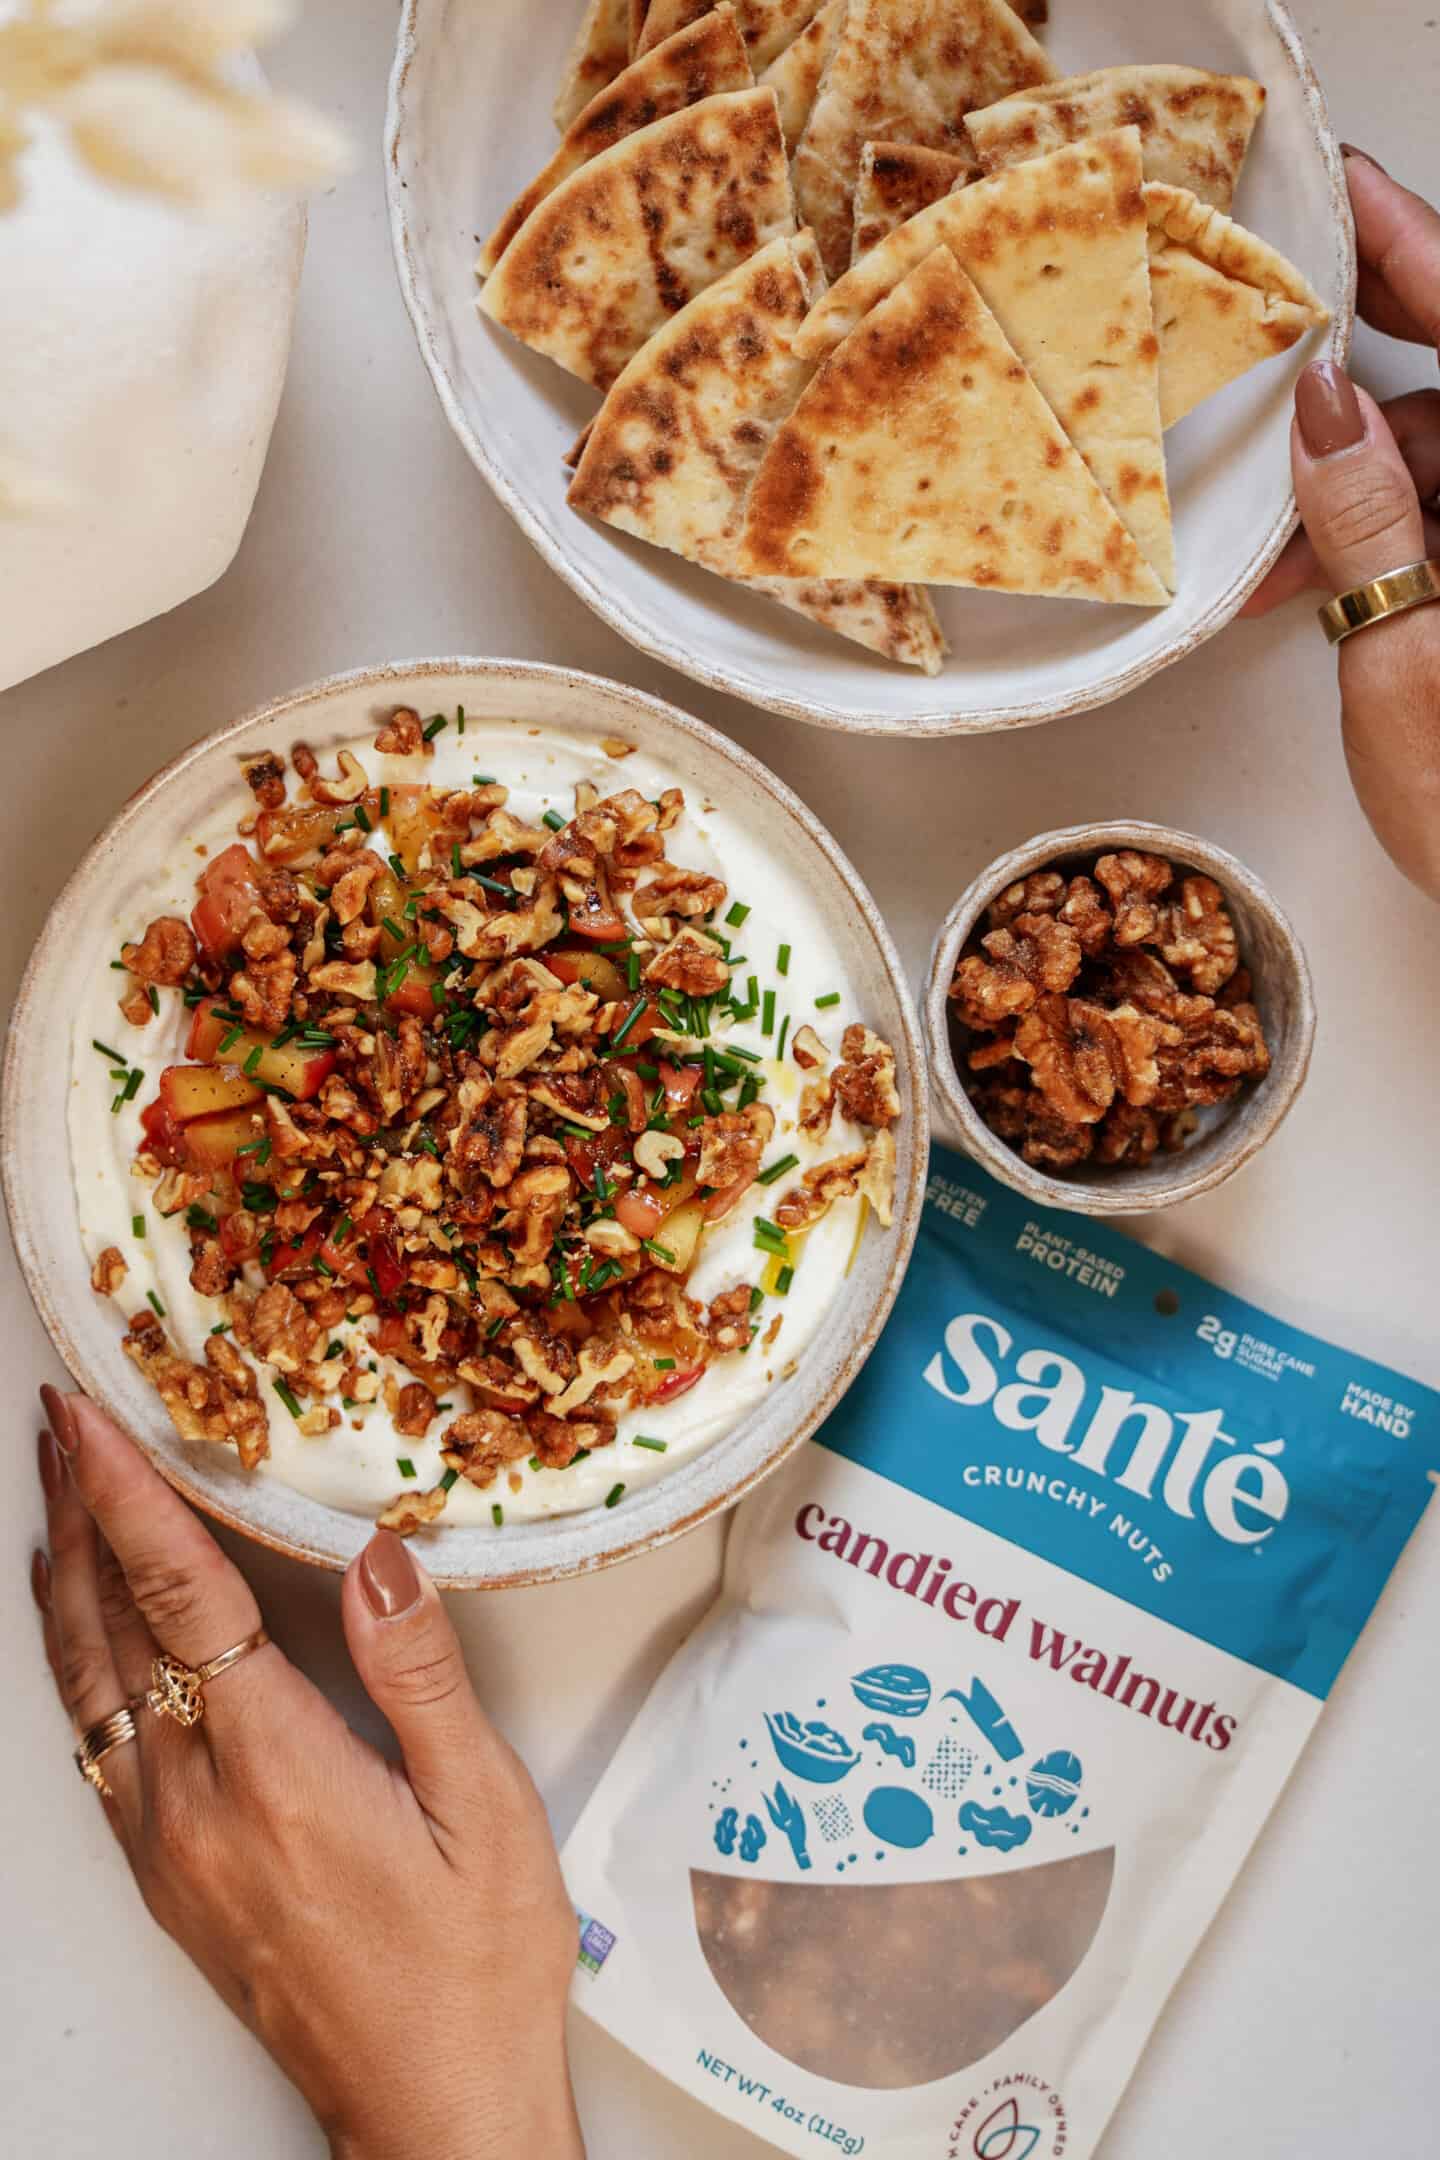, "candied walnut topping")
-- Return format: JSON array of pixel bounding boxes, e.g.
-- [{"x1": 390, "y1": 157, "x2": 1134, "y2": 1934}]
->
[
  {"x1": 104, "y1": 710, "x2": 904, "y2": 1530},
  {"x1": 91, "y1": 1246, "x2": 127, "y2": 1296},
  {"x1": 952, "y1": 846, "x2": 1272, "y2": 1178}
]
